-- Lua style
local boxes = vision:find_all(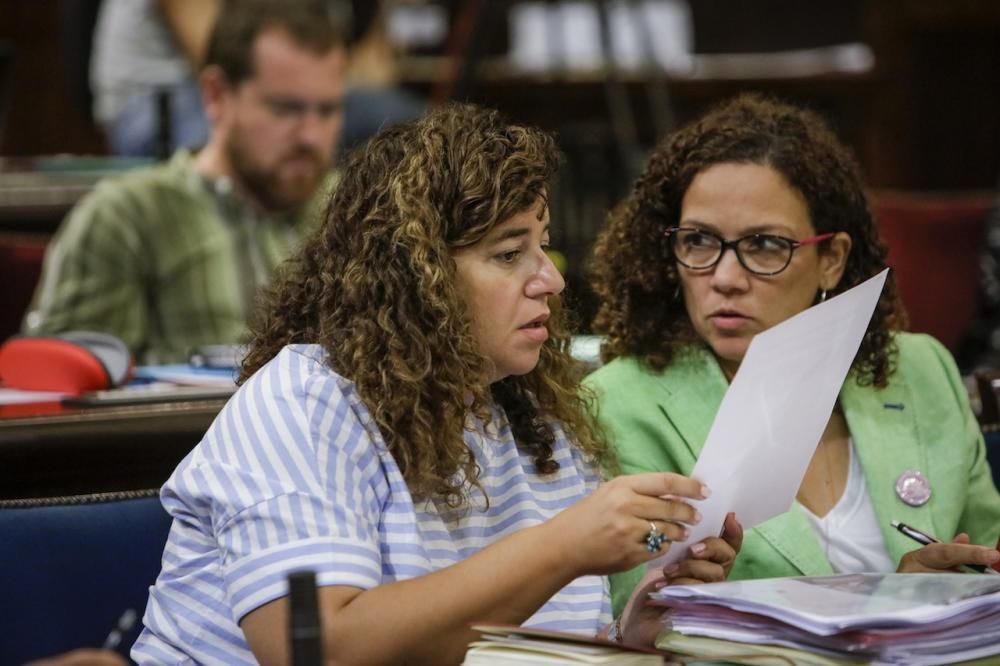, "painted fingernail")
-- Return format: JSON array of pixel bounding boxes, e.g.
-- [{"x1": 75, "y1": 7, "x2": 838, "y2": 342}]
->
[
  {"x1": 692, "y1": 510, "x2": 702, "y2": 524},
  {"x1": 690, "y1": 543, "x2": 707, "y2": 555},
  {"x1": 700, "y1": 484, "x2": 711, "y2": 498},
  {"x1": 663, "y1": 563, "x2": 679, "y2": 574},
  {"x1": 680, "y1": 527, "x2": 690, "y2": 540}
]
